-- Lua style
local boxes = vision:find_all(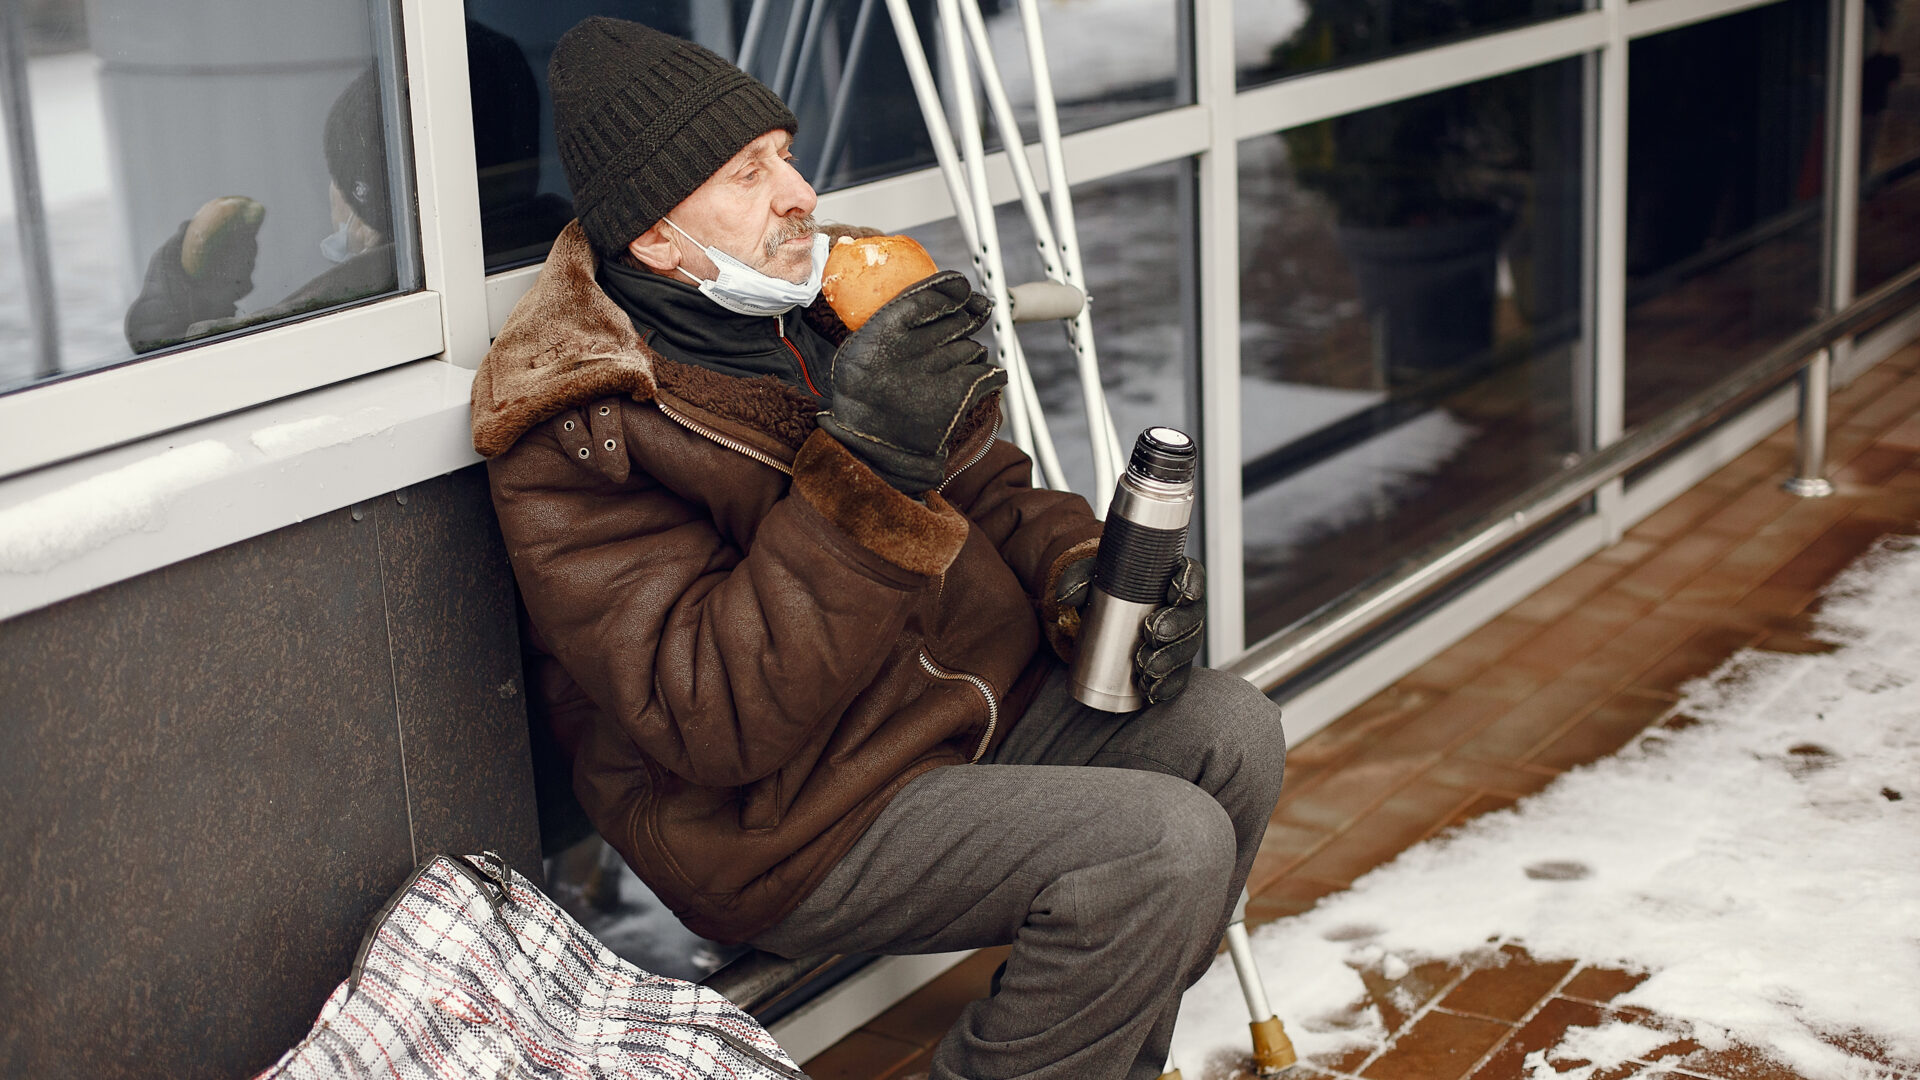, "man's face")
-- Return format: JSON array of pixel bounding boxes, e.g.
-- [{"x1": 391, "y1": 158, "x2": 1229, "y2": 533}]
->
[{"x1": 656, "y1": 129, "x2": 819, "y2": 284}]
